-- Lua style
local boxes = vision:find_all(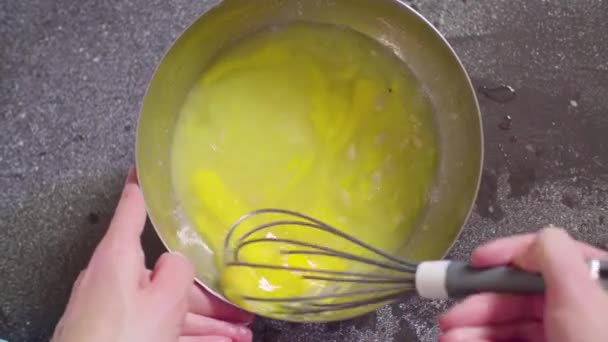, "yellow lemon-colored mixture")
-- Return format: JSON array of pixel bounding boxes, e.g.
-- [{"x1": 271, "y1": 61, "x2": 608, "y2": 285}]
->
[{"x1": 171, "y1": 22, "x2": 438, "y2": 317}]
